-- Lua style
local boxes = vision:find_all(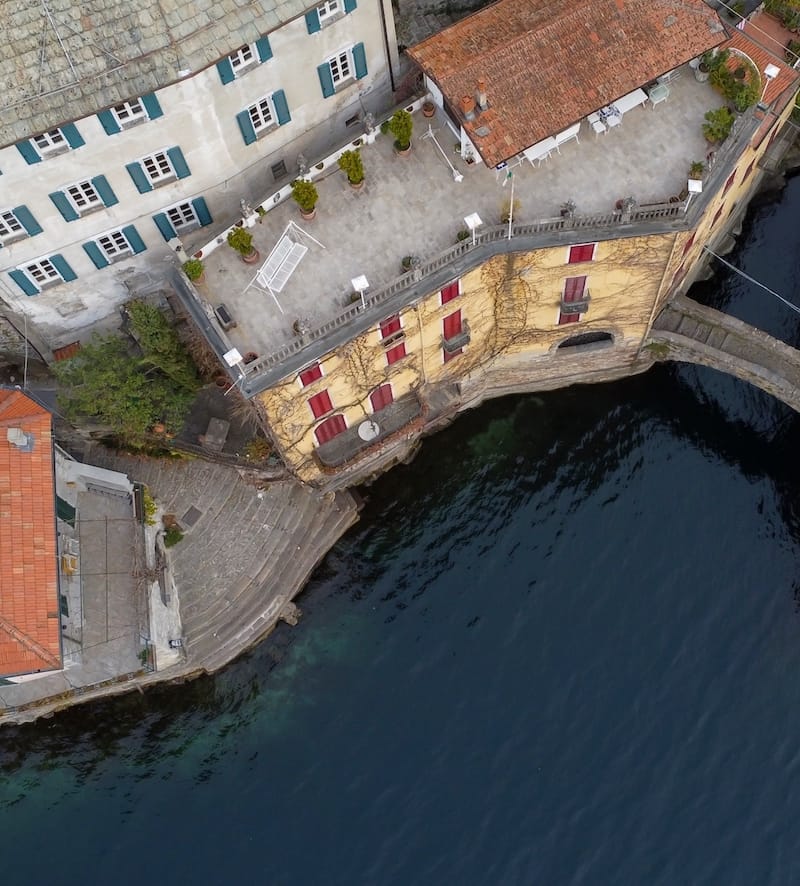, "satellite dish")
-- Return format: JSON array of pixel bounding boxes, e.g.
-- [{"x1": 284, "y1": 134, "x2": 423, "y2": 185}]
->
[{"x1": 358, "y1": 420, "x2": 380, "y2": 441}]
